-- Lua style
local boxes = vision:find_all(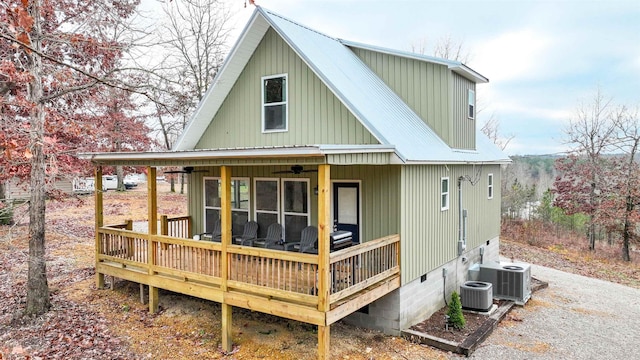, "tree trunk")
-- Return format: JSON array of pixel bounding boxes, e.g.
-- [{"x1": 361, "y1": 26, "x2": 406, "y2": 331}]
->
[
  {"x1": 170, "y1": 177, "x2": 175, "y2": 193},
  {"x1": 621, "y1": 197, "x2": 632, "y2": 261},
  {"x1": 24, "y1": 0, "x2": 51, "y2": 316},
  {"x1": 180, "y1": 173, "x2": 185, "y2": 195},
  {"x1": 116, "y1": 165, "x2": 126, "y2": 192}
]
